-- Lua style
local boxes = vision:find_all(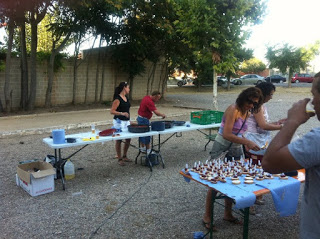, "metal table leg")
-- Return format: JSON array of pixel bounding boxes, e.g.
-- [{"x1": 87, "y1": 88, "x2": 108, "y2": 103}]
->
[{"x1": 241, "y1": 207, "x2": 250, "y2": 239}]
